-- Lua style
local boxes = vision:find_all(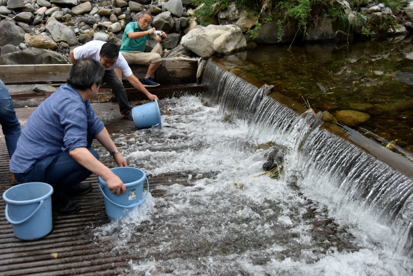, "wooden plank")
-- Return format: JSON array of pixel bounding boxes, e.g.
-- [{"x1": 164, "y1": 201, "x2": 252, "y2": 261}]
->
[
  {"x1": 0, "y1": 64, "x2": 71, "y2": 84},
  {"x1": 0, "y1": 58, "x2": 198, "y2": 85}
]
